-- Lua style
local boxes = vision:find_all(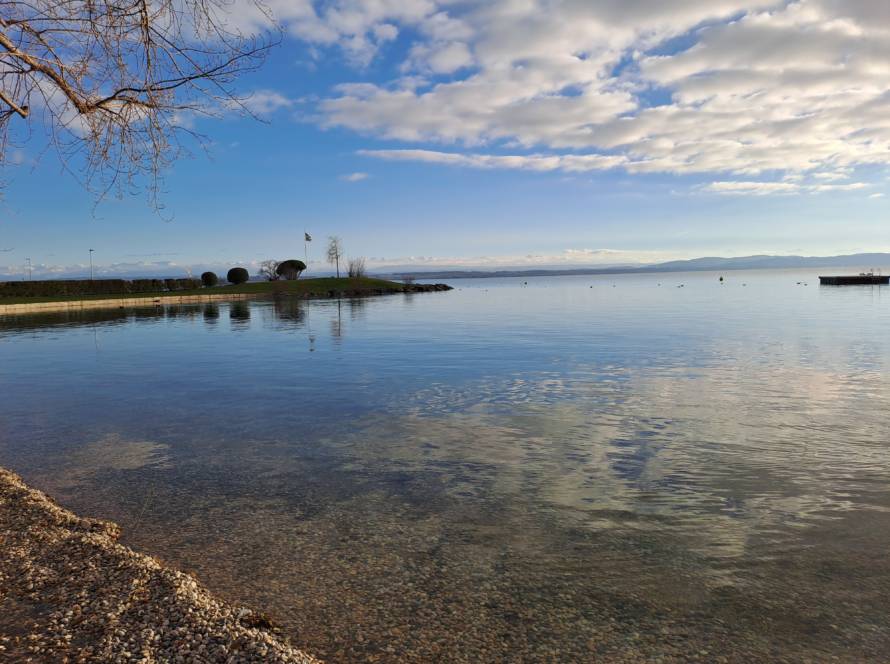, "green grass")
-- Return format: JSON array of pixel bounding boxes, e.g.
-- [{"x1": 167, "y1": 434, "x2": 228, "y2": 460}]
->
[{"x1": 0, "y1": 277, "x2": 409, "y2": 305}]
